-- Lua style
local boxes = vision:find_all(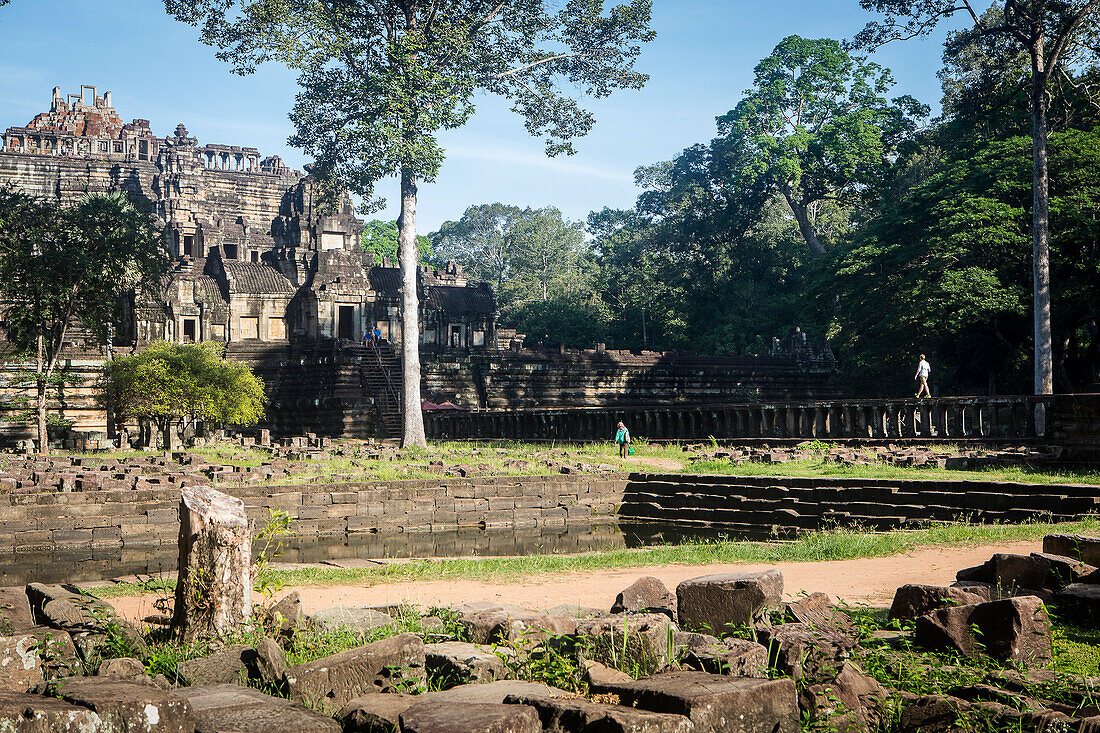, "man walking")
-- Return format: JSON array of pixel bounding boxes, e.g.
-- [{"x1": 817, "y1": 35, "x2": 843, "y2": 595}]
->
[{"x1": 914, "y1": 354, "x2": 932, "y2": 398}]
